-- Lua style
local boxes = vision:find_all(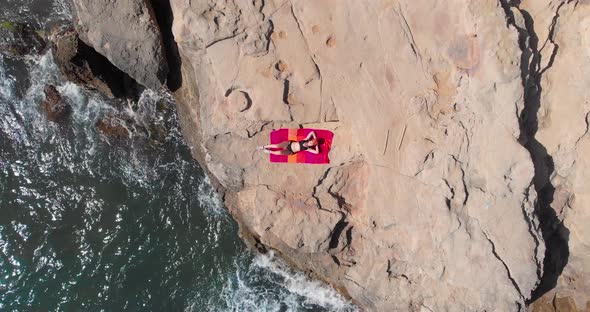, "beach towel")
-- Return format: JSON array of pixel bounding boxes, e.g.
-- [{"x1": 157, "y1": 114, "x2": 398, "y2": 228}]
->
[{"x1": 269, "y1": 128, "x2": 333, "y2": 164}]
